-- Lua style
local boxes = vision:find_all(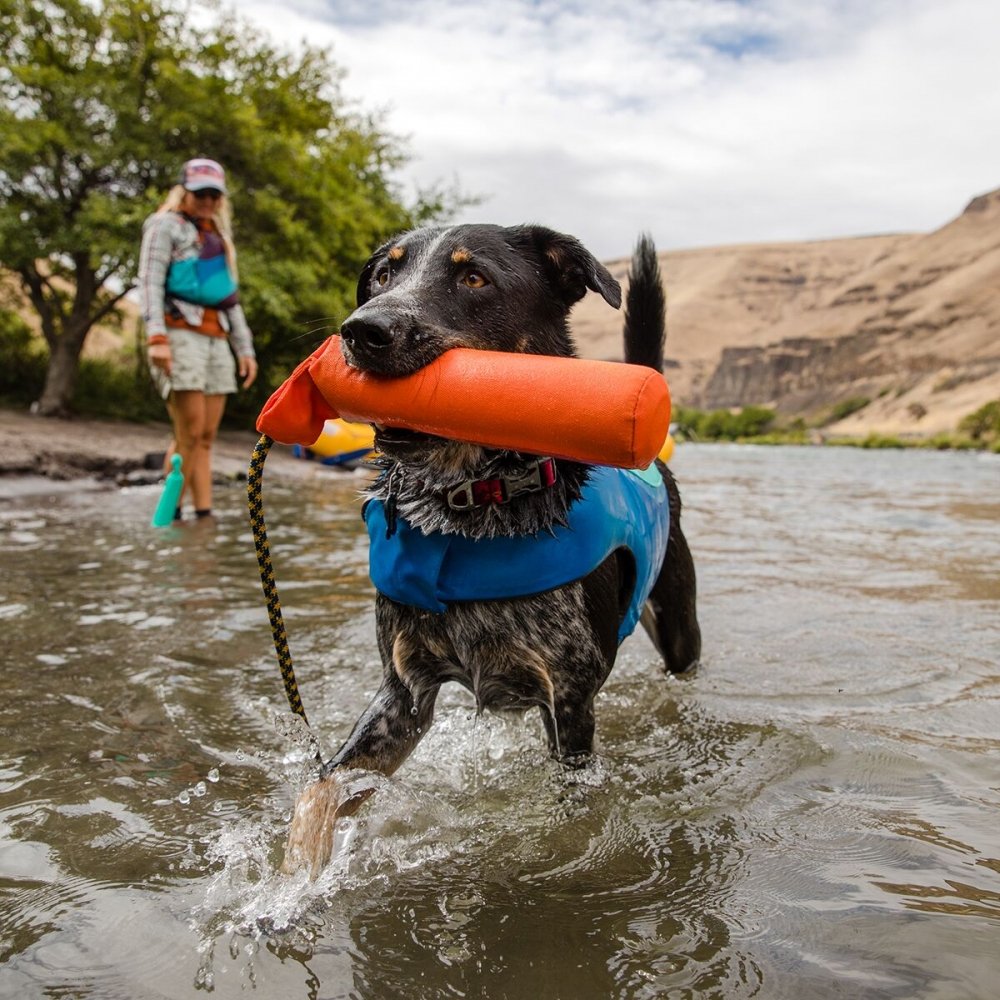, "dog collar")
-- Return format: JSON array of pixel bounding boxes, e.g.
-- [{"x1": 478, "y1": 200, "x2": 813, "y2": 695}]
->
[{"x1": 445, "y1": 457, "x2": 557, "y2": 511}]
